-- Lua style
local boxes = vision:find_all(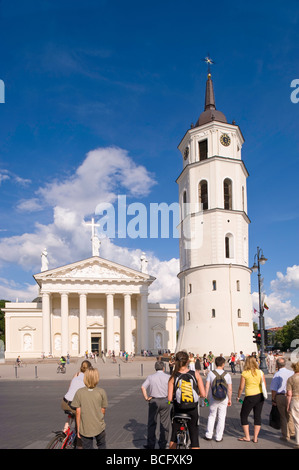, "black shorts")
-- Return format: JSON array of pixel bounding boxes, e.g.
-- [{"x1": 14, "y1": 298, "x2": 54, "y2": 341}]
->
[
  {"x1": 240, "y1": 393, "x2": 264, "y2": 426},
  {"x1": 171, "y1": 405, "x2": 199, "y2": 447}
]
